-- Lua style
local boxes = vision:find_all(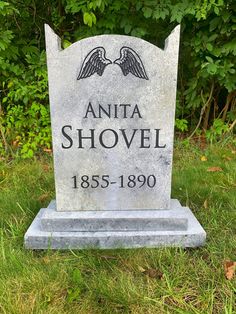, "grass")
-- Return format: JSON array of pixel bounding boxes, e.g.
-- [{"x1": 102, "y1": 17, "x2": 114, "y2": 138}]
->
[{"x1": 0, "y1": 140, "x2": 235, "y2": 314}]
